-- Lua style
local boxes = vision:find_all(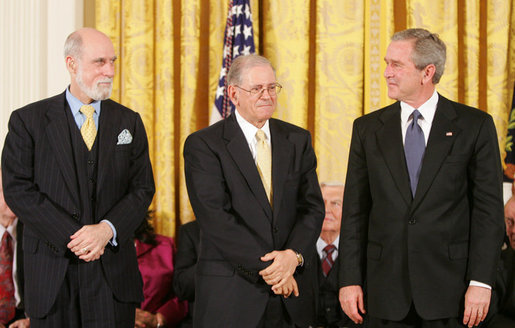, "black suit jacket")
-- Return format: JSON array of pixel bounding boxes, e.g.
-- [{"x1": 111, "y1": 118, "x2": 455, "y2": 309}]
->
[
  {"x1": 173, "y1": 220, "x2": 200, "y2": 328},
  {"x1": 1, "y1": 91, "x2": 155, "y2": 318},
  {"x1": 339, "y1": 95, "x2": 505, "y2": 321},
  {"x1": 184, "y1": 114, "x2": 324, "y2": 327}
]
